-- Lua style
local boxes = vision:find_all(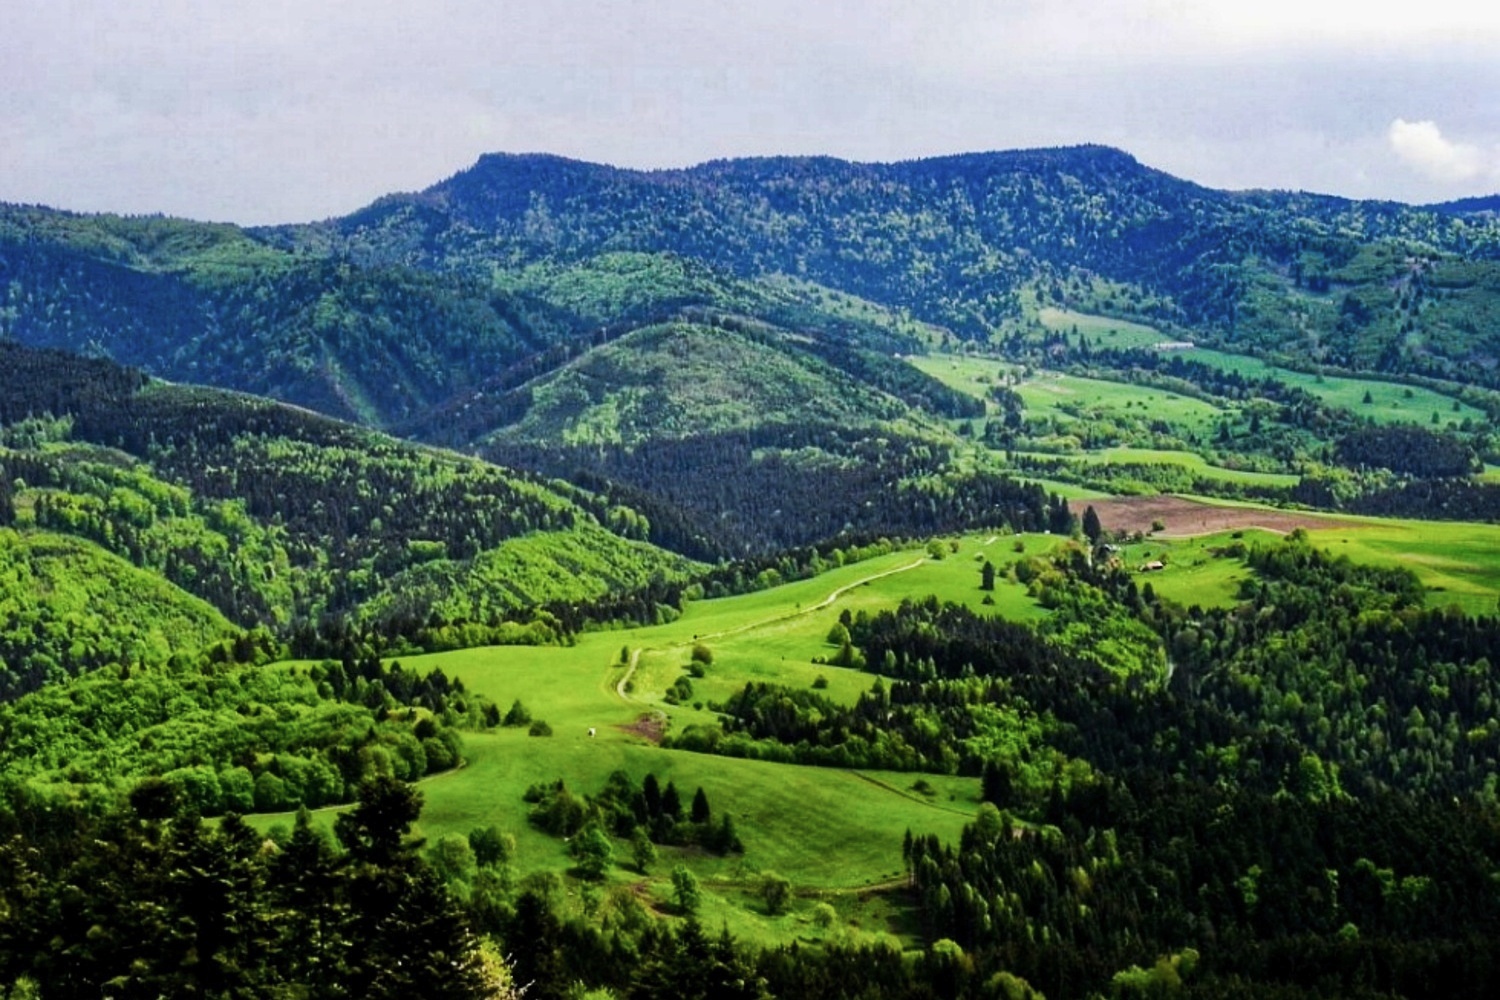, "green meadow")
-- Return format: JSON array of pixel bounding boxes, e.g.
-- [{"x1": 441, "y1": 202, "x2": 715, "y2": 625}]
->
[
  {"x1": 1032, "y1": 306, "x2": 1486, "y2": 426},
  {"x1": 1110, "y1": 530, "x2": 1278, "y2": 610},
  {"x1": 1104, "y1": 510, "x2": 1500, "y2": 615},
  {"x1": 254, "y1": 537, "x2": 1072, "y2": 946},
  {"x1": 906, "y1": 353, "x2": 1230, "y2": 437},
  {"x1": 904, "y1": 352, "x2": 1012, "y2": 400},
  {"x1": 1182, "y1": 347, "x2": 1484, "y2": 427},
  {"x1": 1013, "y1": 373, "x2": 1226, "y2": 435},
  {"x1": 1035, "y1": 307, "x2": 1171, "y2": 350},
  {"x1": 250, "y1": 516, "x2": 1500, "y2": 944},
  {"x1": 1305, "y1": 518, "x2": 1500, "y2": 615}
]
